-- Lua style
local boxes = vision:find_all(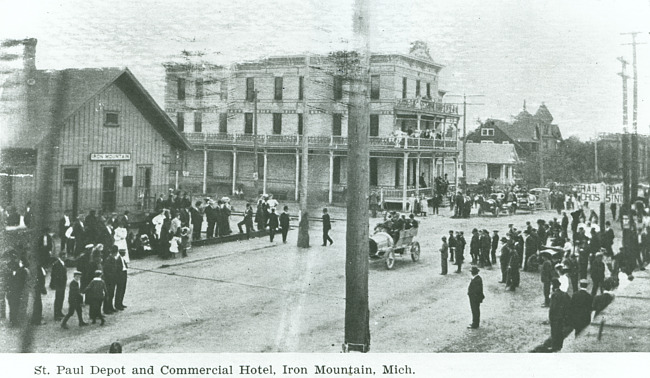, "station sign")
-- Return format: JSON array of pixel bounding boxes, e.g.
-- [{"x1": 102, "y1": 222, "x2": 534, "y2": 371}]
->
[{"x1": 90, "y1": 153, "x2": 131, "y2": 161}]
